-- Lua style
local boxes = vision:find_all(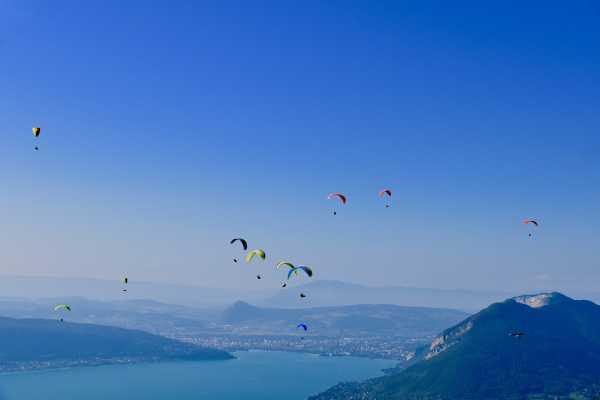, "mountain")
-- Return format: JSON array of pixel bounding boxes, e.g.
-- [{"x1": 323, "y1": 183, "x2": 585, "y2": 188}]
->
[
  {"x1": 311, "y1": 293, "x2": 600, "y2": 400},
  {"x1": 0, "y1": 297, "x2": 466, "y2": 339},
  {"x1": 221, "y1": 301, "x2": 468, "y2": 337},
  {"x1": 0, "y1": 316, "x2": 232, "y2": 372},
  {"x1": 264, "y1": 280, "x2": 514, "y2": 312},
  {"x1": 0, "y1": 296, "x2": 220, "y2": 336},
  {"x1": 0, "y1": 275, "x2": 274, "y2": 307}
]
